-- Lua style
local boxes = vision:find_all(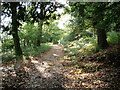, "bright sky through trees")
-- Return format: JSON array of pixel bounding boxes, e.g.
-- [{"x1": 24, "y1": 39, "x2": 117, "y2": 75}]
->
[
  {"x1": 57, "y1": 14, "x2": 71, "y2": 29},
  {"x1": 55, "y1": 0, "x2": 71, "y2": 29}
]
